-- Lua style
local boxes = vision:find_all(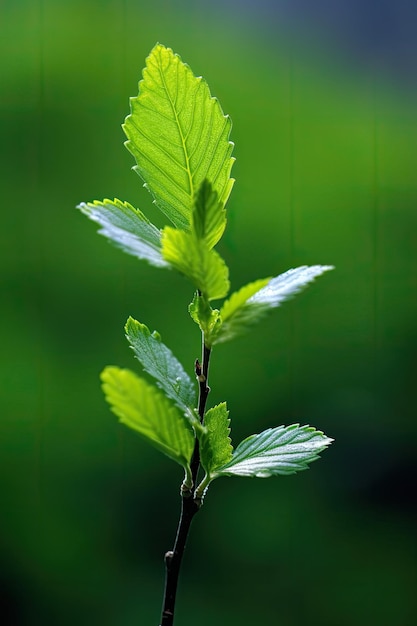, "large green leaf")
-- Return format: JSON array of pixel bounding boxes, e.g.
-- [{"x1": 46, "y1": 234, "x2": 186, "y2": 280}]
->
[
  {"x1": 199, "y1": 403, "x2": 233, "y2": 480},
  {"x1": 101, "y1": 366, "x2": 194, "y2": 477},
  {"x1": 213, "y1": 265, "x2": 334, "y2": 344},
  {"x1": 161, "y1": 227, "x2": 230, "y2": 300},
  {"x1": 78, "y1": 198, "x2": 168, "y2": 268},
  {"x1": 123, "y1": 44, "x2": 235, "y2": 230},
  {"x1": 215, "y1": 424, "x2": 333, "y2": 478},
  {"x1": 125, "y1": 317, "x2": 196, "y2": 417}
]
